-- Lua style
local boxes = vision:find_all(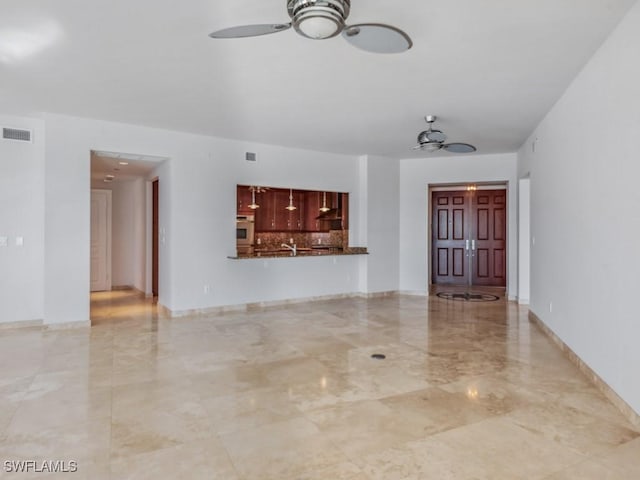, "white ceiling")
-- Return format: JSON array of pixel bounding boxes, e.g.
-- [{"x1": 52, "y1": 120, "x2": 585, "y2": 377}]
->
[
  {"x1": 1, "y1": 0, "x2": 636, "y2": 158},
  {"x1": 91, "y1": 151, "x2": 163, "y2": 182}
]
